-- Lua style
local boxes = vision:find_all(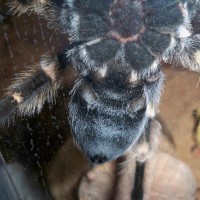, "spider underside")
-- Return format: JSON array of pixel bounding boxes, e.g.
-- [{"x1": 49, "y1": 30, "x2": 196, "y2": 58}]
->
[{"x1": 1, "y1": 0, "x2": 200, "y2": 165}]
